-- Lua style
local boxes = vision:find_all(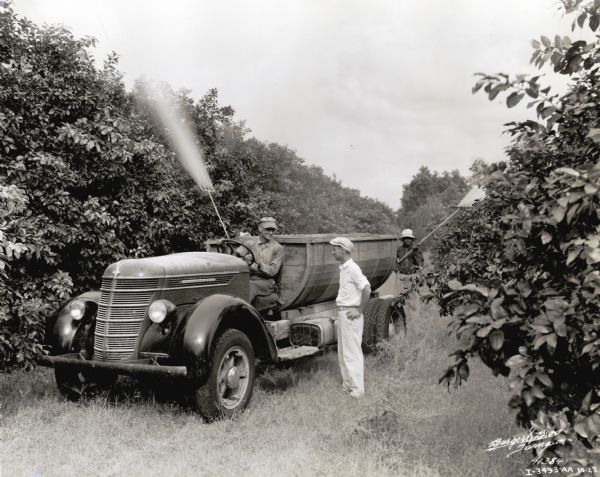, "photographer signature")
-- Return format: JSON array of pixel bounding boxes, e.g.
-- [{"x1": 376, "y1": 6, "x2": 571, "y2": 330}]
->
[{"x1": 484, "y1": 428, "x2": 566, "y2": 458}]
